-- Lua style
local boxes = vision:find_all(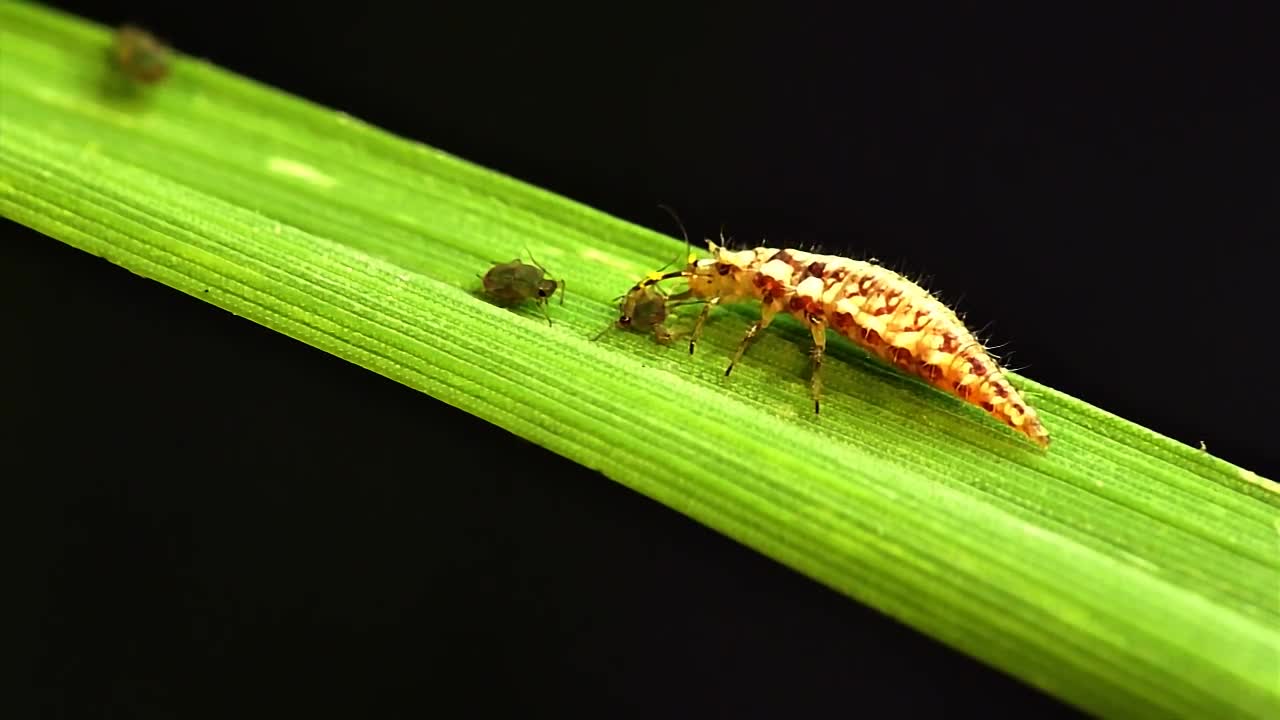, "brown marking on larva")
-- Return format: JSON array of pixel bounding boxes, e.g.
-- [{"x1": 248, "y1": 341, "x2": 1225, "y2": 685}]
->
[
  {"x1": 789, "y1": 296, "x2": 806, "y2": 312},
  {"x1": 831, "y1": 311, "x2": 854, "y2": 331},
  {"x1": 872, "y1": 290, "x2": 903, "y2": 316},
  {"x1": 716, "y1": 262, "x2": 733, "y2": 276},
  {"x1": 888, "y1": 347, "x2": 916, "y2": 370},
  {"x1": 921, "y1": 363, "x2": 943, "y2": 381},
  {"x1": 752, "y1": 273, "x2": 767, "y2": 288},
  {"x1": 758, "y1": 283, "x2": 777, "y2": 302},
  {"x1": 981, "y1": 401, "x2": 994, "y2": 412},
  {"x1": 757, "y1": 276, "x2": 786, "y2": 302},
  {"x1": 769, "y1": 249, "x2": 794, "y2": 265},
  {"x1": 807, "y1": 261, "x2": 827, "y2": 277},
  {"x1": 971, "y1": 363, "x2": 988, "y2": 376},
  {"x1": 937, "y1": 332, "x2": 961, "y2": 354}
]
